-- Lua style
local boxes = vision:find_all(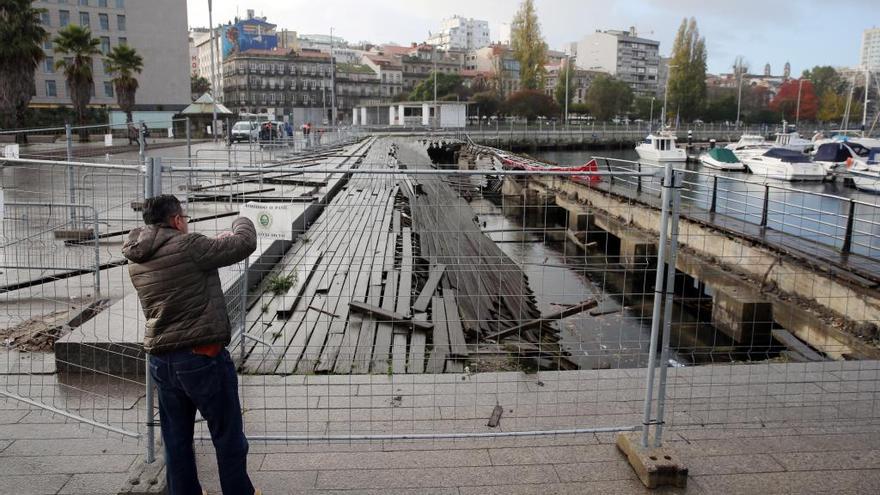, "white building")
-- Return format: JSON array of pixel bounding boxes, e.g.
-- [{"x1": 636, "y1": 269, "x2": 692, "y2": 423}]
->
[
  {"x1": 427, "y1": 16, "x2": 490, "y2": 51},
  {"x1": 861, "y1": 27, "x2": 880, "y2": 71},
  {"x1": 575, "y1": 27, "x2": 660, "y2": 97},
  {"x1": 191, "y1": 28, "x2": 222, "y2": 97}
]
